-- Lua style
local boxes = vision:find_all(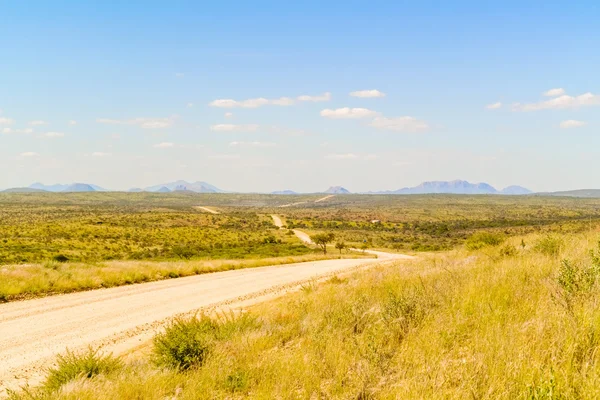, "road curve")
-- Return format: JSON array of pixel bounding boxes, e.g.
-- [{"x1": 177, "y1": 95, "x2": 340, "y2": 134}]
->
[{"x1": 0, "y1": 253, "x2": 412, "y2": 394}]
